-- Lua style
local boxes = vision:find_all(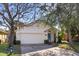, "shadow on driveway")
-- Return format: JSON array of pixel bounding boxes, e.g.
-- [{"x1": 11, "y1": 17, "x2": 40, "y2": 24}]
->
[{"x1": 21, "y1": 44, "x2": 55, "y2": 54}]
